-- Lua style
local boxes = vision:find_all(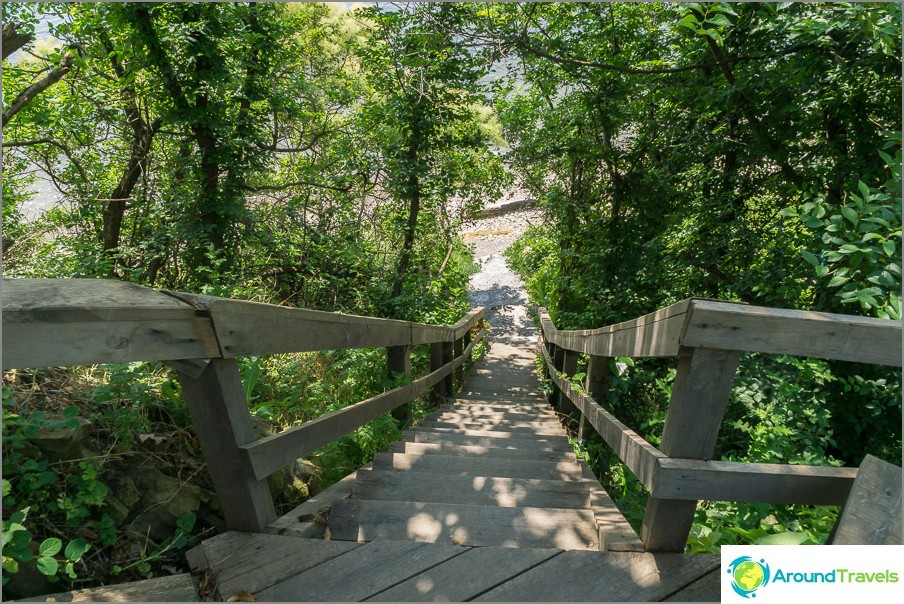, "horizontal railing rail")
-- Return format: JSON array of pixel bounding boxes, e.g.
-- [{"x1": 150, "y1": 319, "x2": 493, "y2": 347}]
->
[
  {"x1": 2, "y1": 278, "x2": 486, "y2": 532},
  {"x1": 537, "y1": 298, "x2": 901, "y2": 552}
]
